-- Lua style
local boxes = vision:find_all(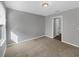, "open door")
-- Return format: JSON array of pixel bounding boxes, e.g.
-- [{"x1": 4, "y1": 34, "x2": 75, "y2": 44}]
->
[{"x1": 52, "y1": 16, "x2": 63, "y2": 41}]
